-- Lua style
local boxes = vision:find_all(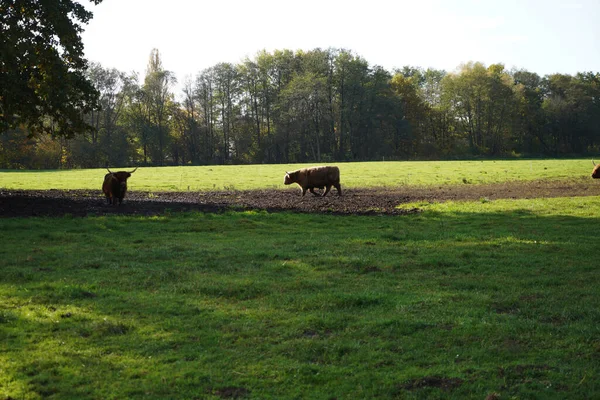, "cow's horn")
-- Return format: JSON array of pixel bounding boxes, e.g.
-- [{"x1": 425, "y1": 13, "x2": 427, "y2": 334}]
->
[
  {"x1": 128, "y1": 167, "x2": 138, "y2": 173},
  {"x1": 106, "y1": 167, "x2": 113, "y2": 174},
  {"x1": 593, "y1": 160, "x2": 596, "y2": 166}
]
